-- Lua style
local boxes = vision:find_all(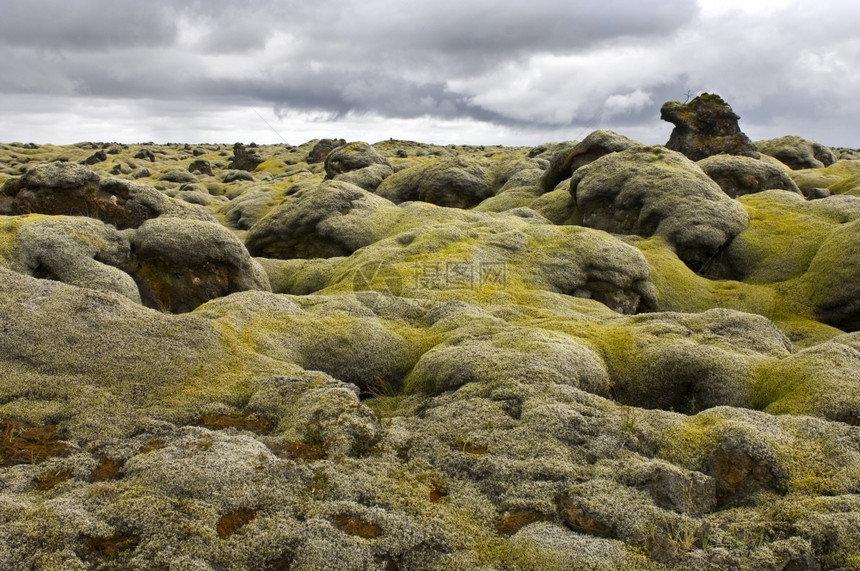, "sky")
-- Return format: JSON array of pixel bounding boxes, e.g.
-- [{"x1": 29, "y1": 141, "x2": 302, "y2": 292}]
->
[{"x1": 1, "y1": 0, "x2": 858, "y2": 148}]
